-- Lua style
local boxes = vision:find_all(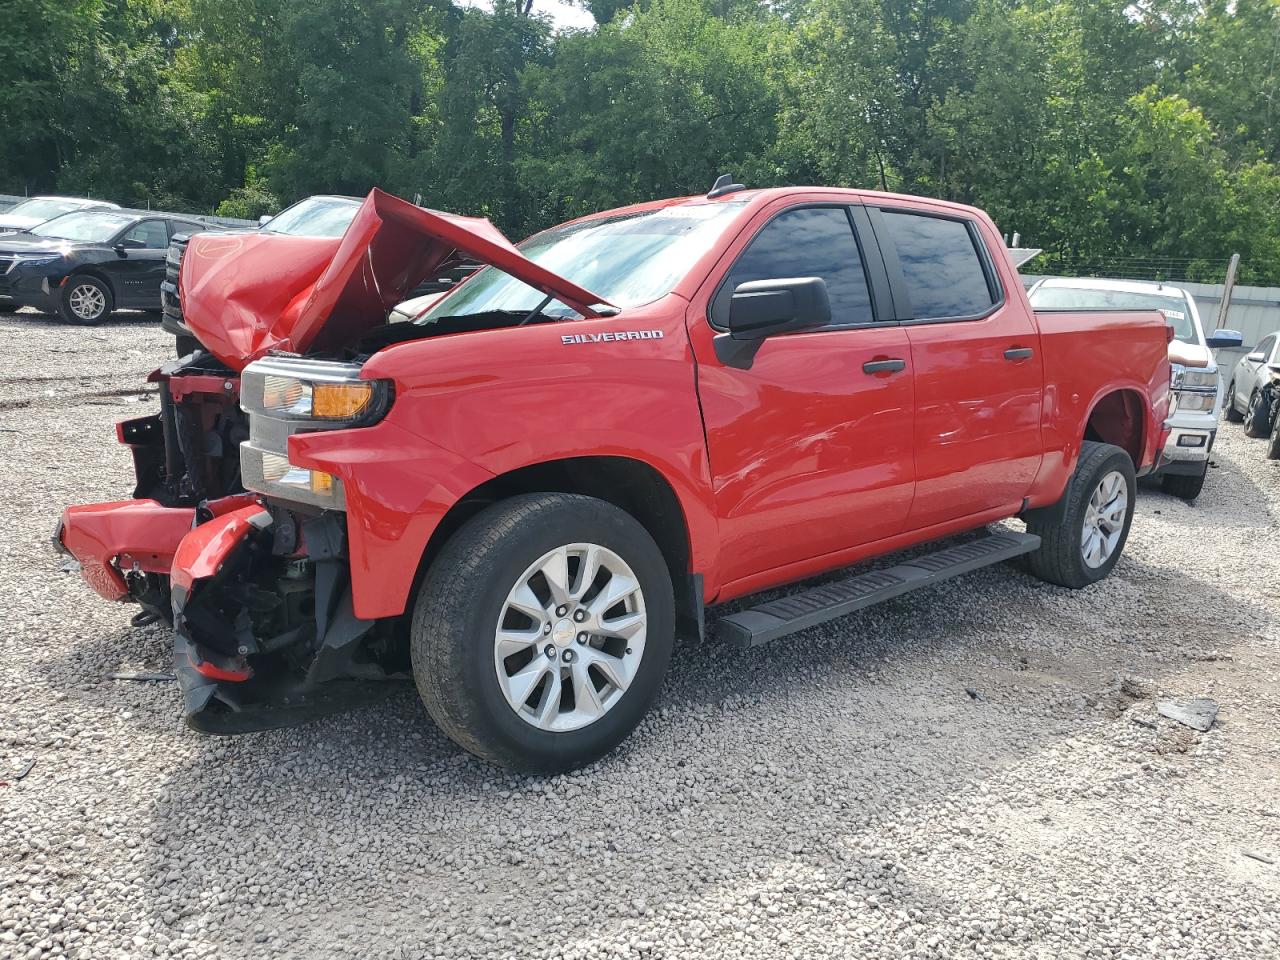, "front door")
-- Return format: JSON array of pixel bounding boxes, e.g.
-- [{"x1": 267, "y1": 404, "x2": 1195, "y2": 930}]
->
[
  {"x1": 687, "y1": 201, "x2": 915, "y2": 589},
  {"x1": 869, "y1": 205, "x2": 1043, "y2": 529},
  {"x1": 105, "y1": 219, "x2": 170, "y2": 308}
]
